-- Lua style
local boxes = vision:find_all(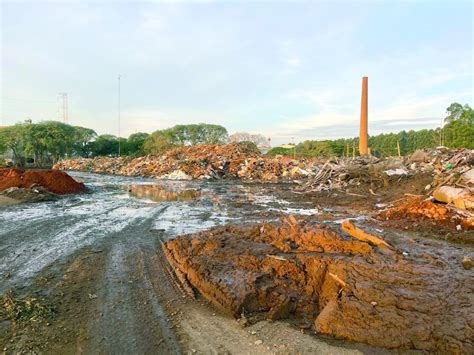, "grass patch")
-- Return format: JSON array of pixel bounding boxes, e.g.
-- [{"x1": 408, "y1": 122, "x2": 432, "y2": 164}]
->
[{"x1": 0, "y1": 291, "x2": 55, "y2": 324}]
